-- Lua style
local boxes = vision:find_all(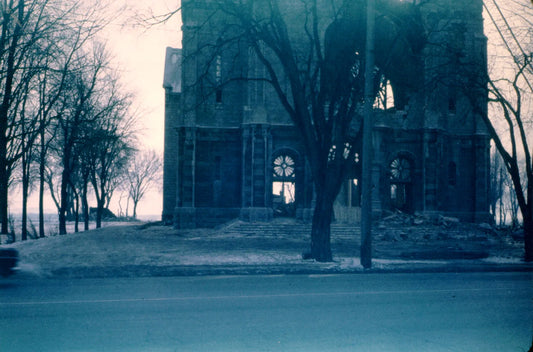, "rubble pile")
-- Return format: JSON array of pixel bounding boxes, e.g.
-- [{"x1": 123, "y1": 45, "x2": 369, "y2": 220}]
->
[{"x1": 372, "y1": 211, "x2": 524, "y2": 260}]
